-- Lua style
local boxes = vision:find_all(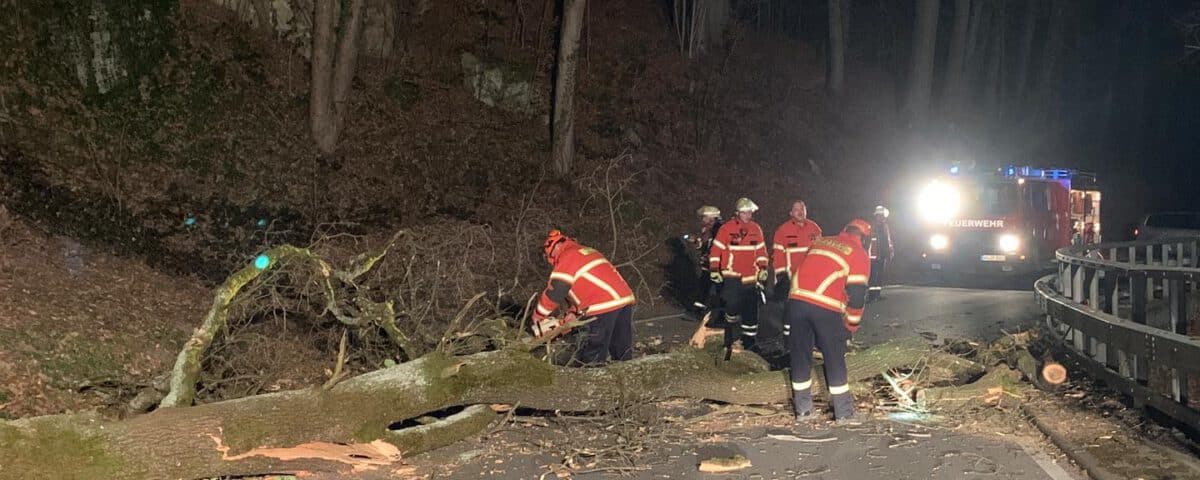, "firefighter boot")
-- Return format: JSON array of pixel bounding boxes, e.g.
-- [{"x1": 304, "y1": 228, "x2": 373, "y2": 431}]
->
[
  {"x1": 830, "y1": 392, "x2": 857, "y2": 423},
  {"x1": 792, "y1": 389, "x2": 816, "y2": 422}
]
